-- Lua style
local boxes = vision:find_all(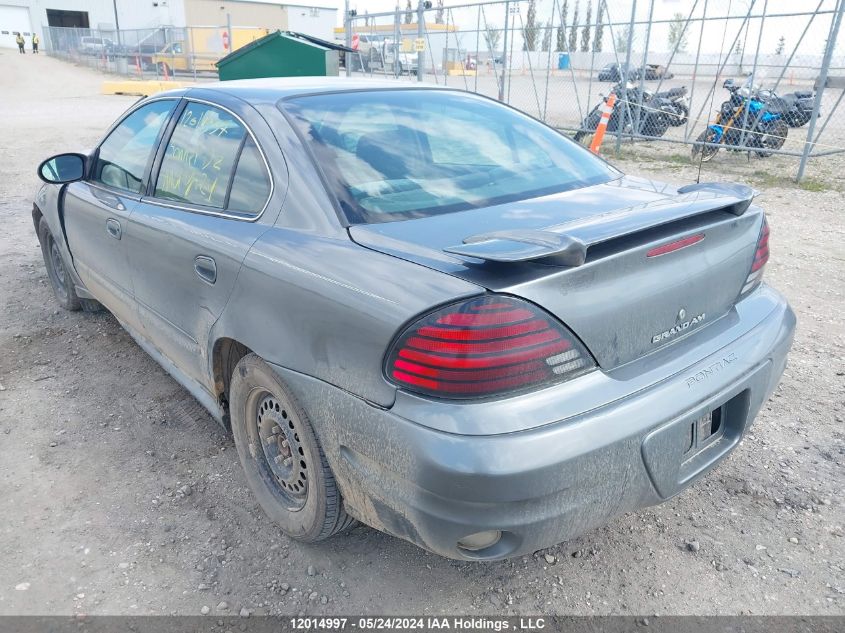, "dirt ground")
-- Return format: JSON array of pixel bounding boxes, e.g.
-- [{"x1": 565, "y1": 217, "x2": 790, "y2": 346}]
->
[{"x1": 0, "y1": 51, "x2": 843, "y2": 617}]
